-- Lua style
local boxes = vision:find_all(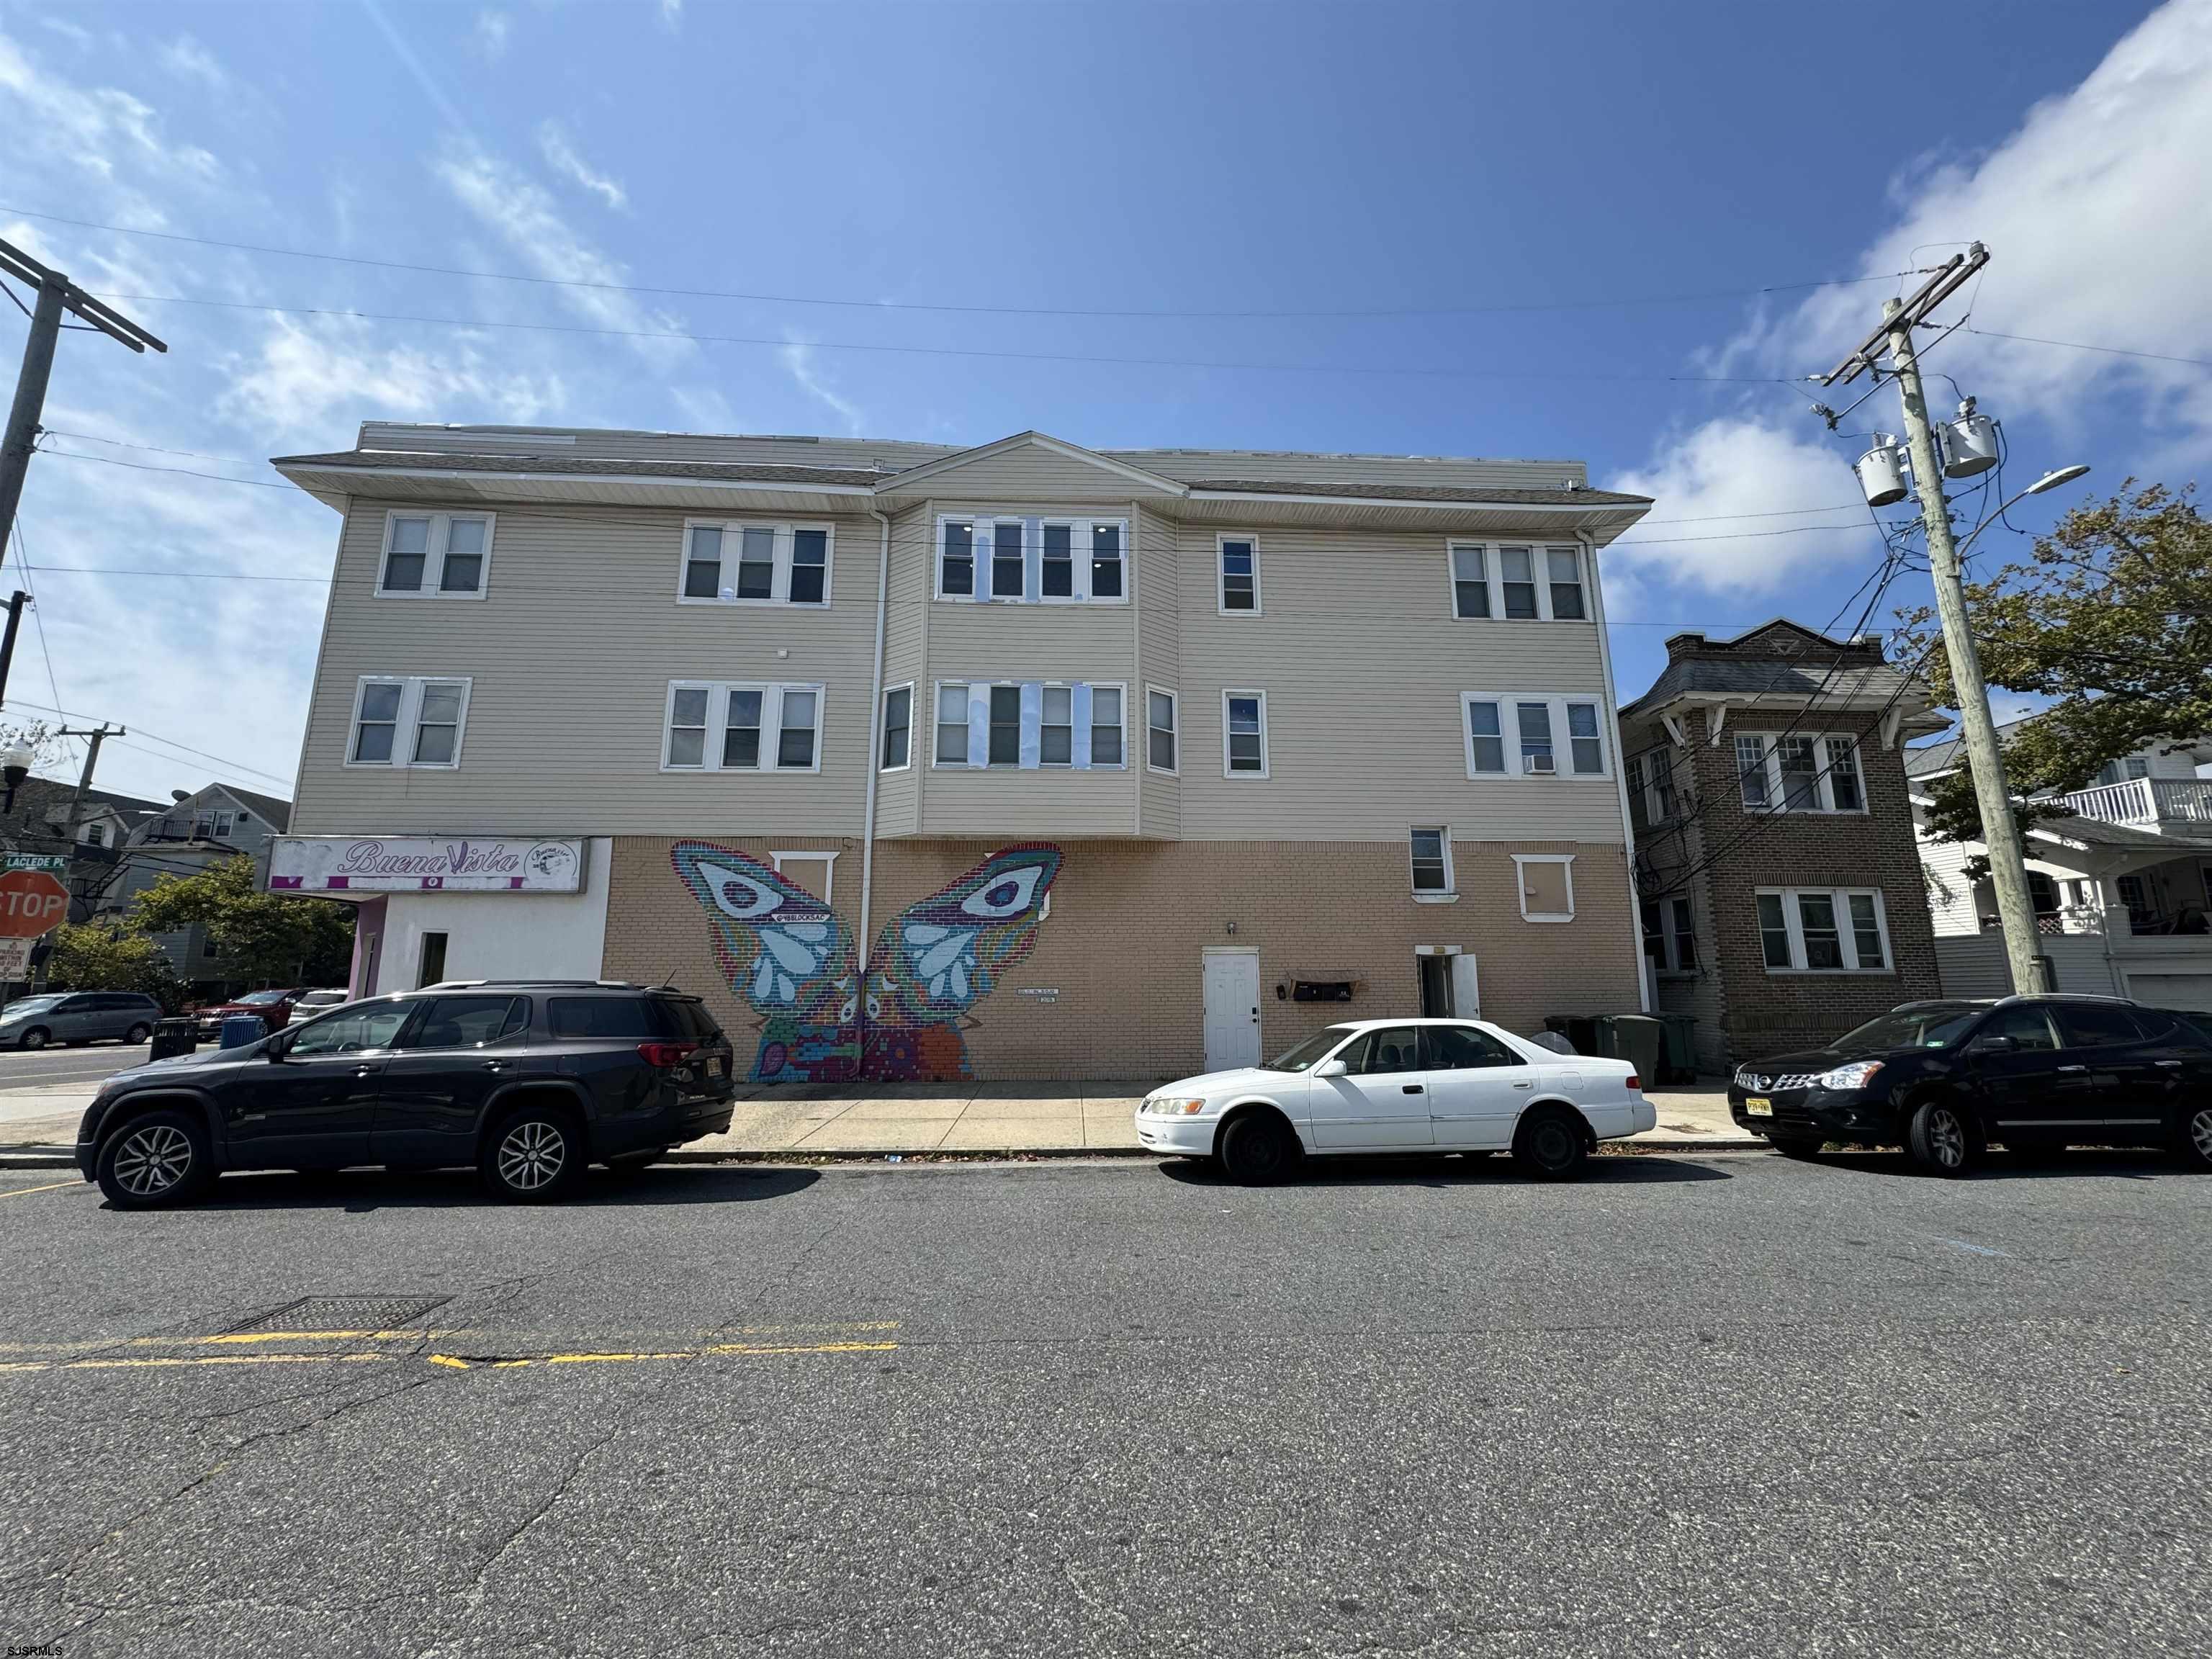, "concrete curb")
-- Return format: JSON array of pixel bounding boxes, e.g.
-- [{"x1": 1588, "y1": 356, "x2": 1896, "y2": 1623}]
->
[{"x1": 2, "y1": 1138, "x2": 1773, "y2": 1172}]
